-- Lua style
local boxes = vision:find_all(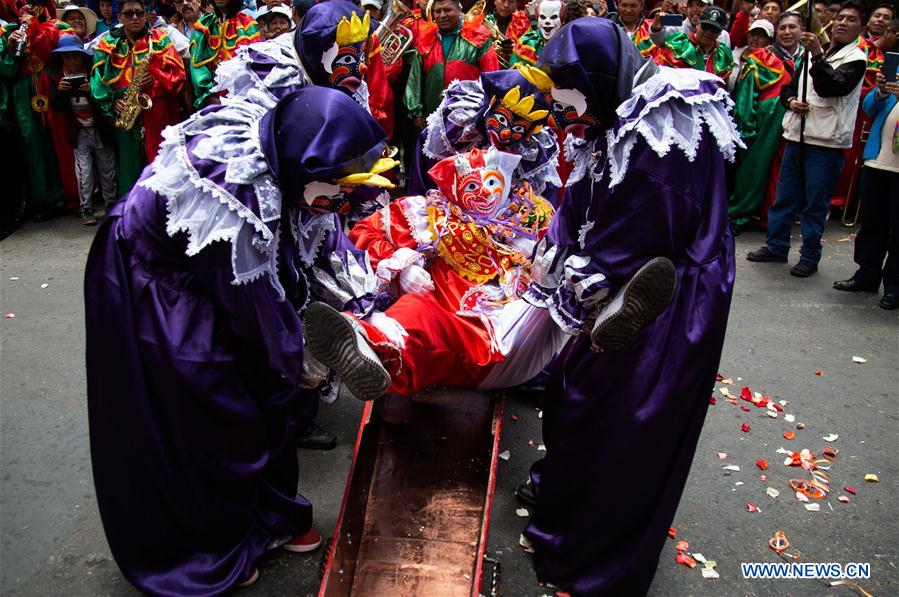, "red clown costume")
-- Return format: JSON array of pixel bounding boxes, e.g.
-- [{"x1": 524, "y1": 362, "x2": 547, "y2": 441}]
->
[{"x1": 341, "y1": 147, "x2": 564, "y2": 397}]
